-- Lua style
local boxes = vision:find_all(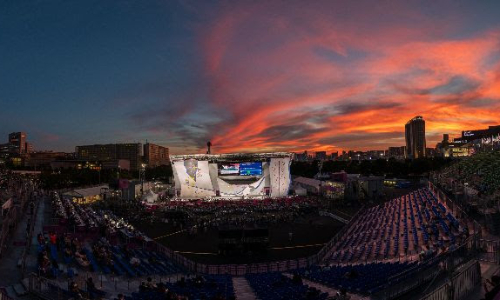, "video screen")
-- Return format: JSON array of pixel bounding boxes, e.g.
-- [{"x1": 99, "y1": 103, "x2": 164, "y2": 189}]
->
[
  {"x1": 220, "y1": 163, "x2": 240, "y2": 175},
  {"x1": 239, "y1": 162, "x2": 262, "y2": 176}
]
